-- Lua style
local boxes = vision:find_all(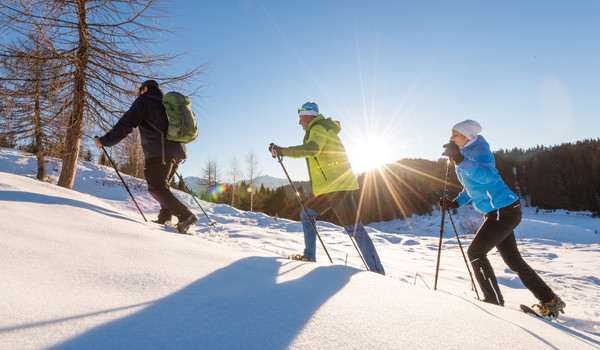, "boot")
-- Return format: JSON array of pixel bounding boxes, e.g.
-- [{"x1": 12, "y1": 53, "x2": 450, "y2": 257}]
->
[
  {"x1": 177, "y1": 214, "x2": 198, "y2": 234},
  {"x1": 536, "y1": 295, "x2": 566, "y2": 319}
]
